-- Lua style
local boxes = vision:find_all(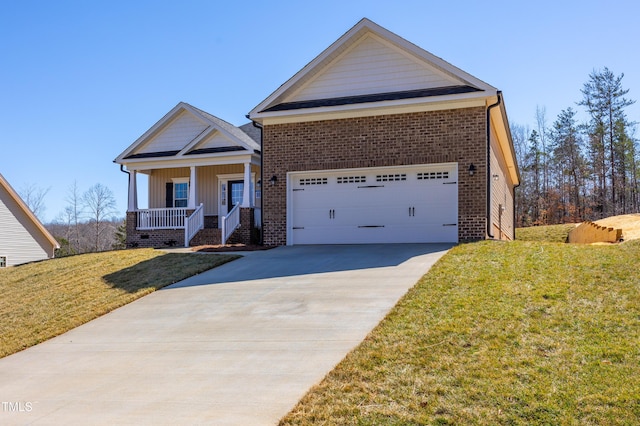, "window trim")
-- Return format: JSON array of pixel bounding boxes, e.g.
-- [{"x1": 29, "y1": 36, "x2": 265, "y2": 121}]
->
[{"x1": 171, "y1": 178, "x2": 189, "y2": 208}]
